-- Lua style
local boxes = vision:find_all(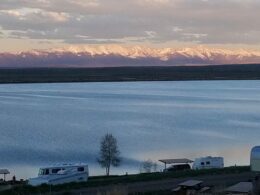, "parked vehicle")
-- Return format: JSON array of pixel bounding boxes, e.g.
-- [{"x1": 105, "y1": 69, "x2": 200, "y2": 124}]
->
[
  {"x1": 164, "y1": 164, "x2": 191, "y2": 172},
  {"x1": 28, "y1": 163, "x2": 89, "y2": 186},
  {"x1": 251, "y1": 146, "x2": 260, "y2": 172},
  {"x1": 192, "y1": 156, "x2": 224, "y2": 170}
]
